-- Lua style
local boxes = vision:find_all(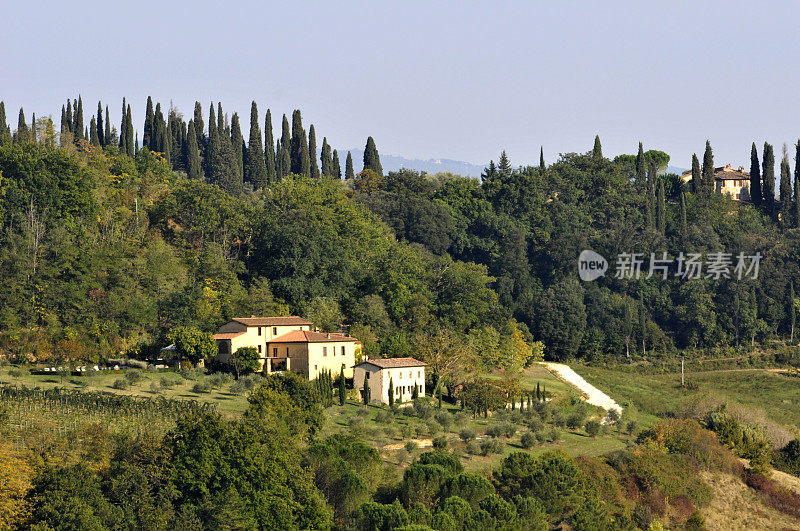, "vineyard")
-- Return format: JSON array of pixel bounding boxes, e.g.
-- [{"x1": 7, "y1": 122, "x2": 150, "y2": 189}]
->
[{"x1": 0, "y1": 386, "x2": 215, "y2": 450}]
